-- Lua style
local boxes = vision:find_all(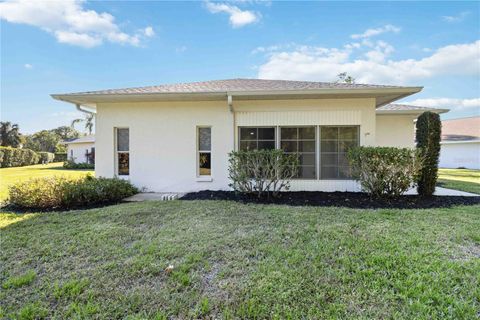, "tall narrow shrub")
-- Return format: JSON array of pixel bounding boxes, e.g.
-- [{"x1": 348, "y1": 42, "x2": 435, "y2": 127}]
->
[{"x1": 416, "y1": 111, "x2": 441, "y2": 196}]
